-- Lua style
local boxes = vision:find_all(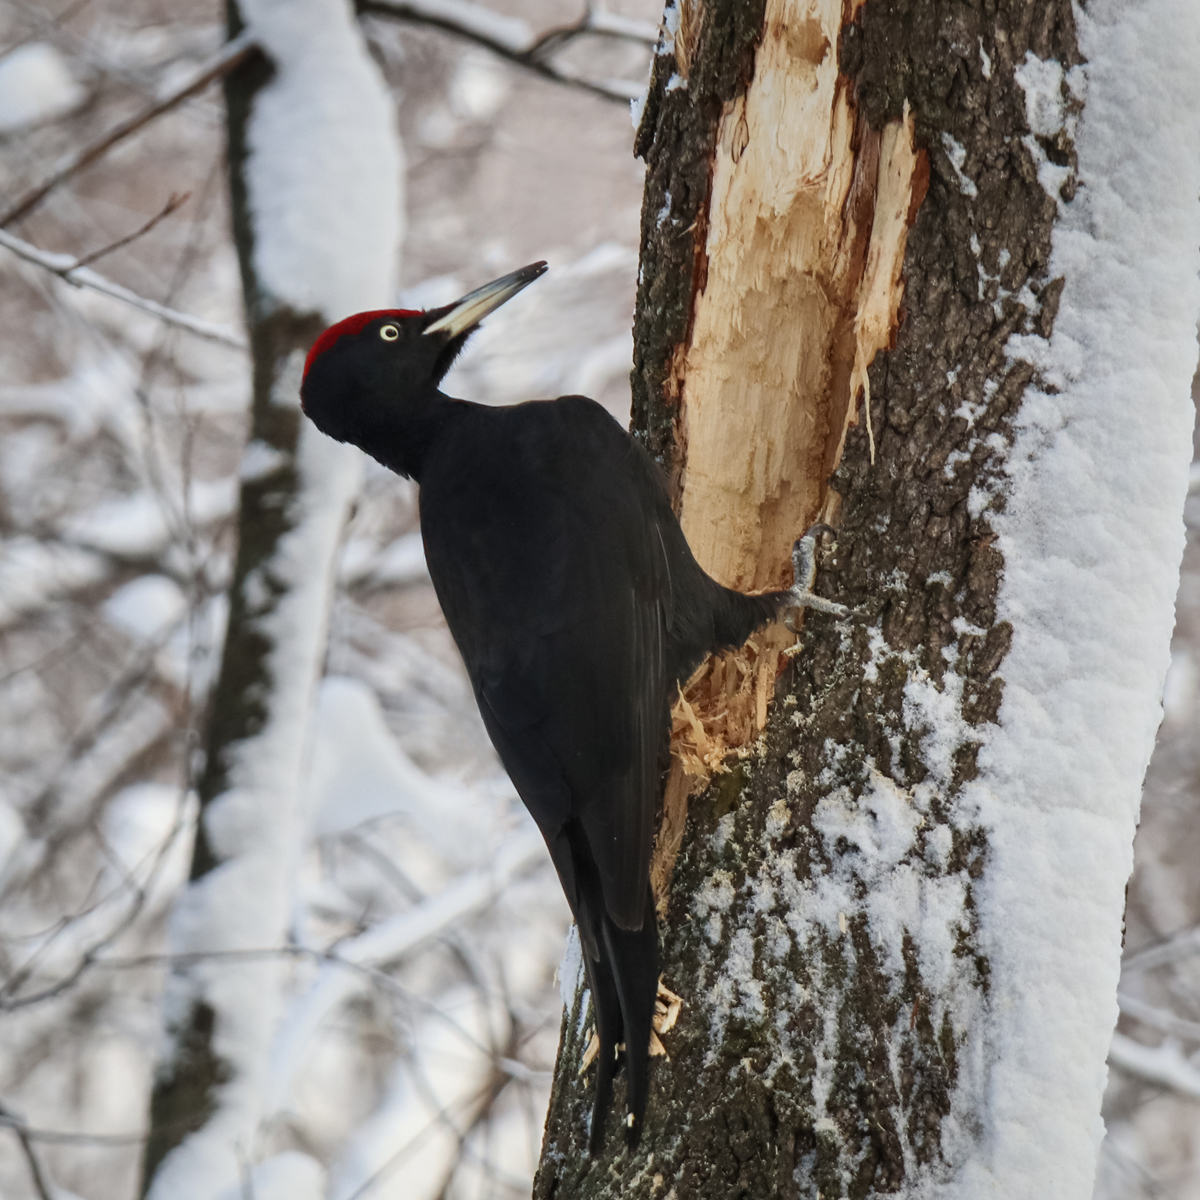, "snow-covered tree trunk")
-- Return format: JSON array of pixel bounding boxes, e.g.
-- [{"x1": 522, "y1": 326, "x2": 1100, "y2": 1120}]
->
[
  {"x1": 536, "y1": 0, "x2": 1200, "y2": 1195},
  {"x1": 140, "y1": 3, "x2": 402, "y2": 1196}
]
